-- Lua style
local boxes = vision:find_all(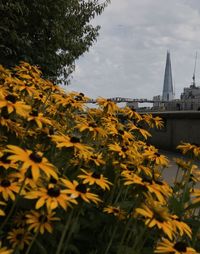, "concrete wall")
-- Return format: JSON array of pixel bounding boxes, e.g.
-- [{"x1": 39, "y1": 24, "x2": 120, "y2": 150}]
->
[{"x1": 148, "y1": 111, "x2": 200, "y2": 150}]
